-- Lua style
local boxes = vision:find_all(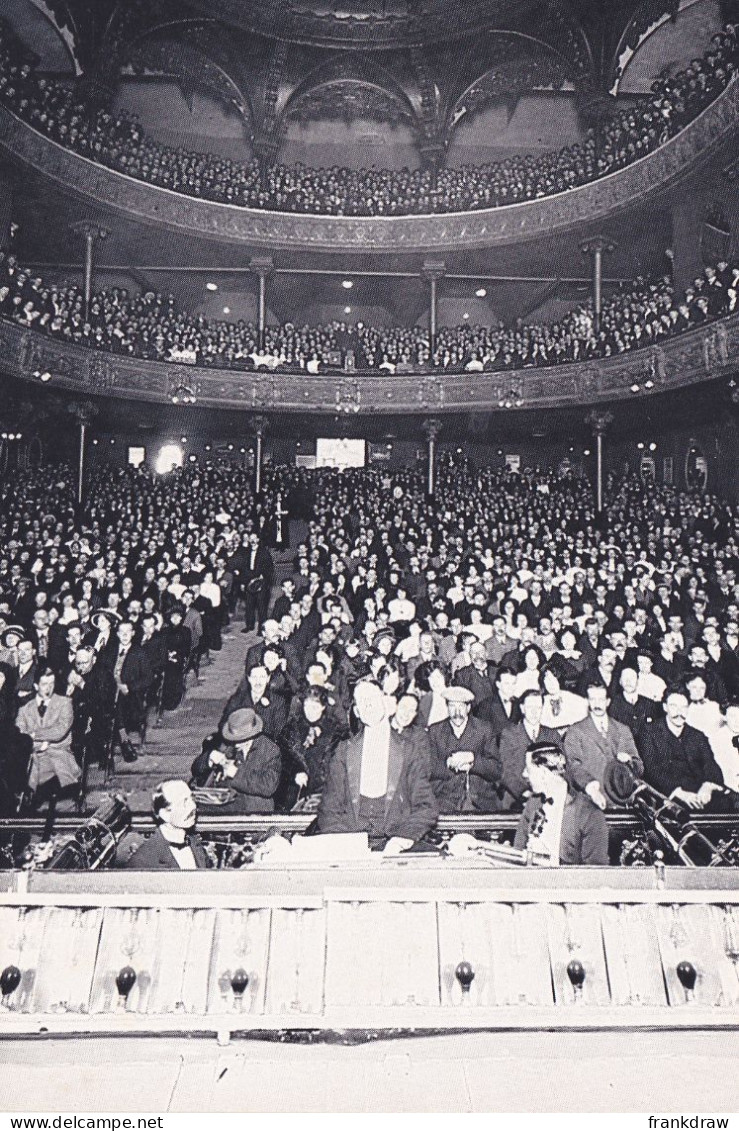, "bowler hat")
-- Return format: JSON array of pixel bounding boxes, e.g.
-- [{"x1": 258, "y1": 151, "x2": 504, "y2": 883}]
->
[
  {"x1": 603, "y1": 761, "x2": 638, "y2": 807},
  {"x1": 222, "y1": 708, "x2": 263, "y2": 743}
]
